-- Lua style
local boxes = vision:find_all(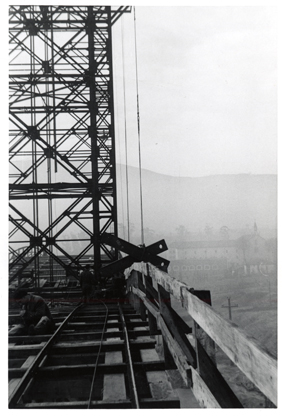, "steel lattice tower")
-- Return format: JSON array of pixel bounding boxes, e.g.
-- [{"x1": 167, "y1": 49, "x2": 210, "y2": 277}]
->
[{"x1": 9, "y1": 6, "x2": 130, "y2": 284}]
